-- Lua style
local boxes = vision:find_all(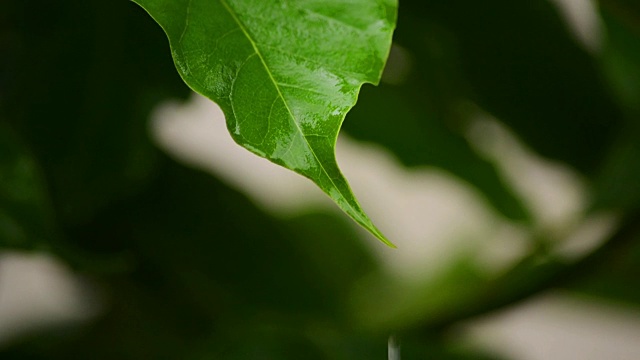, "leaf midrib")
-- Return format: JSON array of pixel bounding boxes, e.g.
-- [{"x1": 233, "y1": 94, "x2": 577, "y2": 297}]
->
[{"x1": 219, "y1": 0, "x2": 368, "y2": 225}]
